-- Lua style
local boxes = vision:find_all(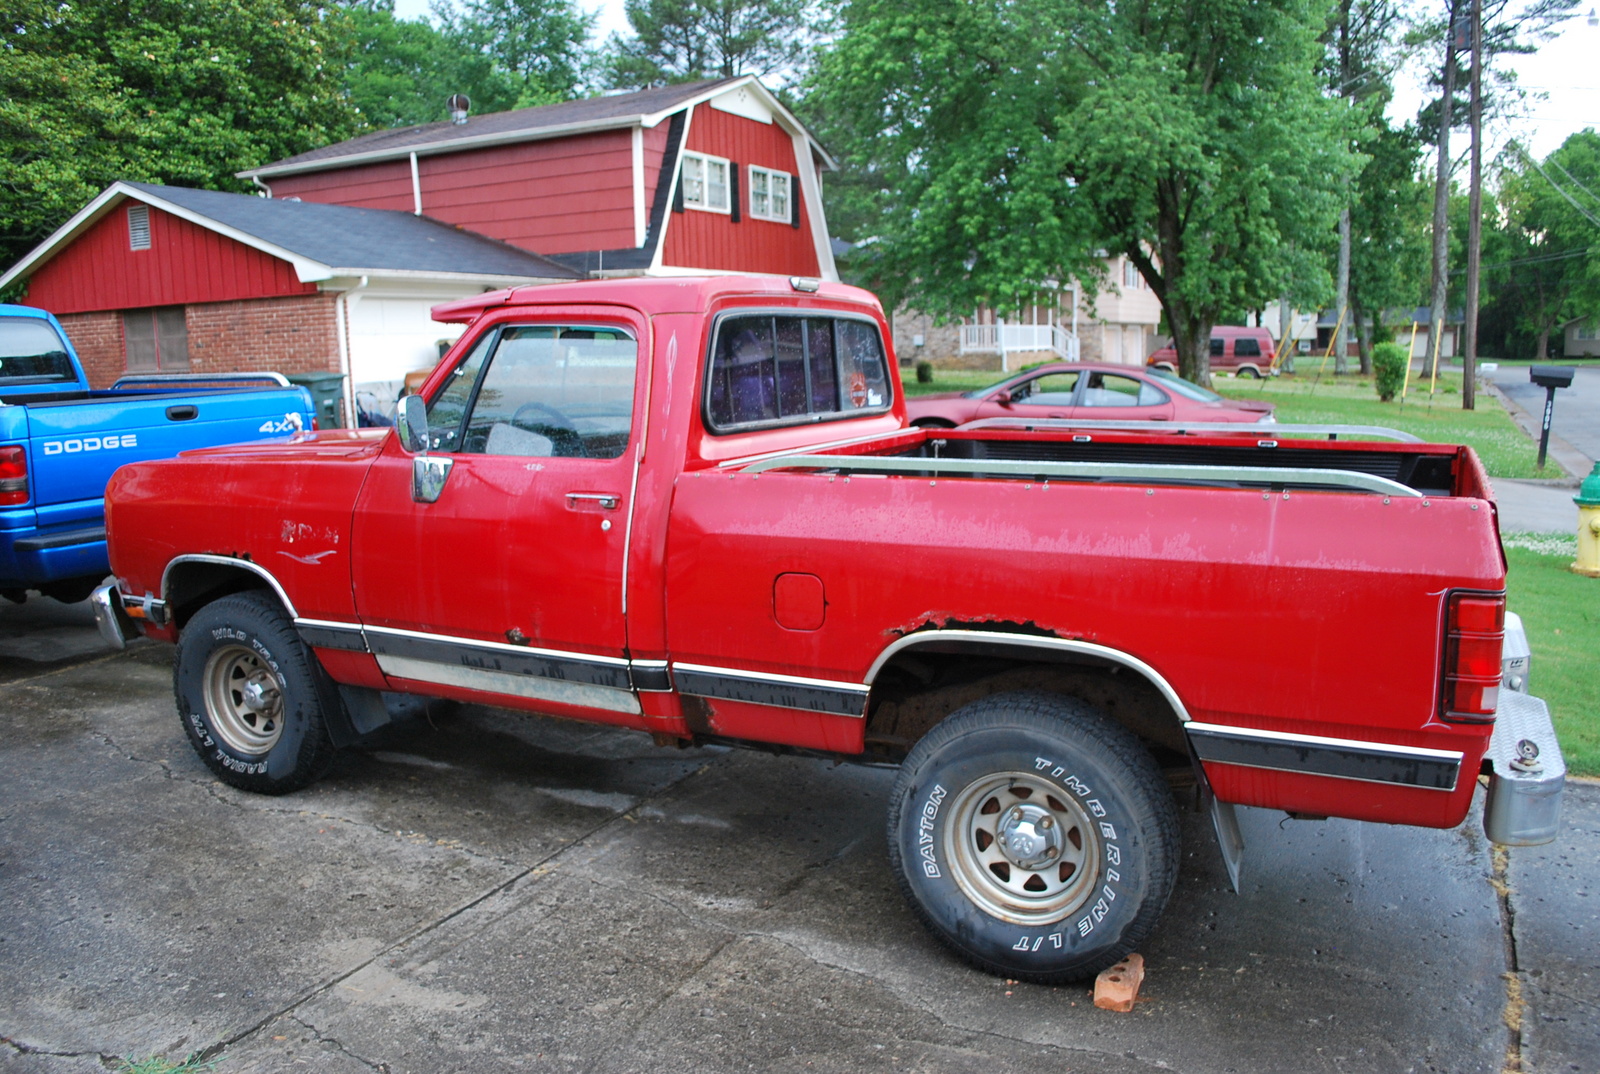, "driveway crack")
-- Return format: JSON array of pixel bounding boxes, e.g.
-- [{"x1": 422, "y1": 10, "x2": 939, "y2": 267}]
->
[{"x1": 289, "y1": 1014, "x2": 390, "y2": 1072}]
